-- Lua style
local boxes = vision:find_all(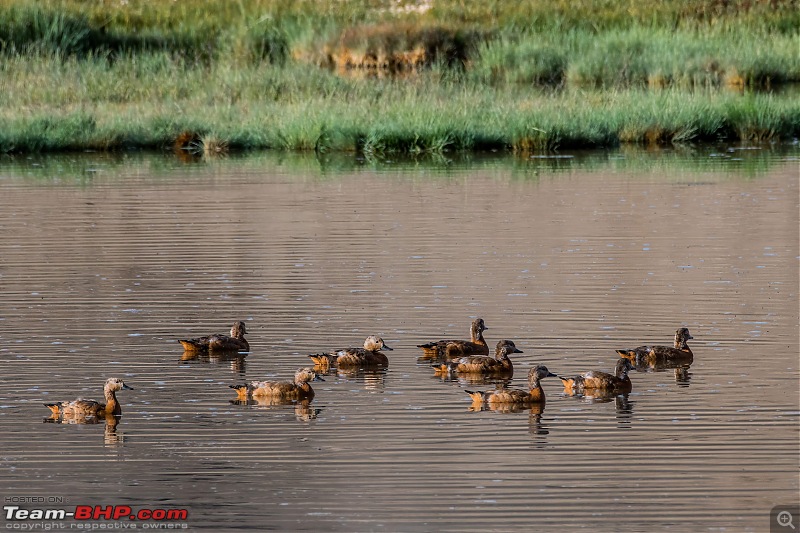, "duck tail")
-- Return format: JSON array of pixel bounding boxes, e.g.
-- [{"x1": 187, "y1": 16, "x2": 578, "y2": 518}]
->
[
  {"x1": 464, "y1": 390, "x2": 486, "y2": 402},
  {"x1": 616, "y1": 349, "x2": 637, "y2": 359},
  {"x1": 308, "y1": 353, "x2": 334, "y2": 366},
  {"x1": 417, "y1": 343, "x2": 440, "y2": 356},
  {"x1": 179, "y1": 340, "x2": 202, "y2": 352},
  {"x1": 432, "y1": 362, "x2": 457, "y2": 375},
  {"x1": 44, "y1": 403, "x2": 61, "y2": 415},
  {"x1": 559, "y1": 376, "x2": 576, "y2": 388},
  {"x1": 229, "y1": 384, "x2": 250, "y2": 399}
]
